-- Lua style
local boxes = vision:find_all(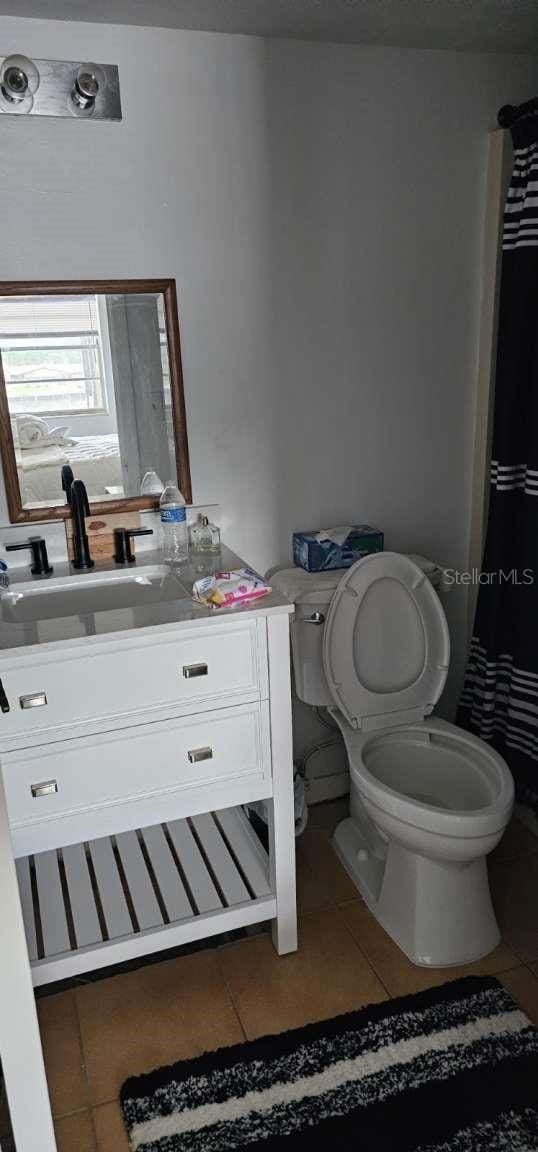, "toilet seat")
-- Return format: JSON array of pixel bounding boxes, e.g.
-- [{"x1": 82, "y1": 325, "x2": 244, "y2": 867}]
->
[
  {"x1": 339, "y1": 716, "x2": 514, "y2": 838},
  {"x1": 323, "y1": 552, "x2": 450, "y2": 731}
]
